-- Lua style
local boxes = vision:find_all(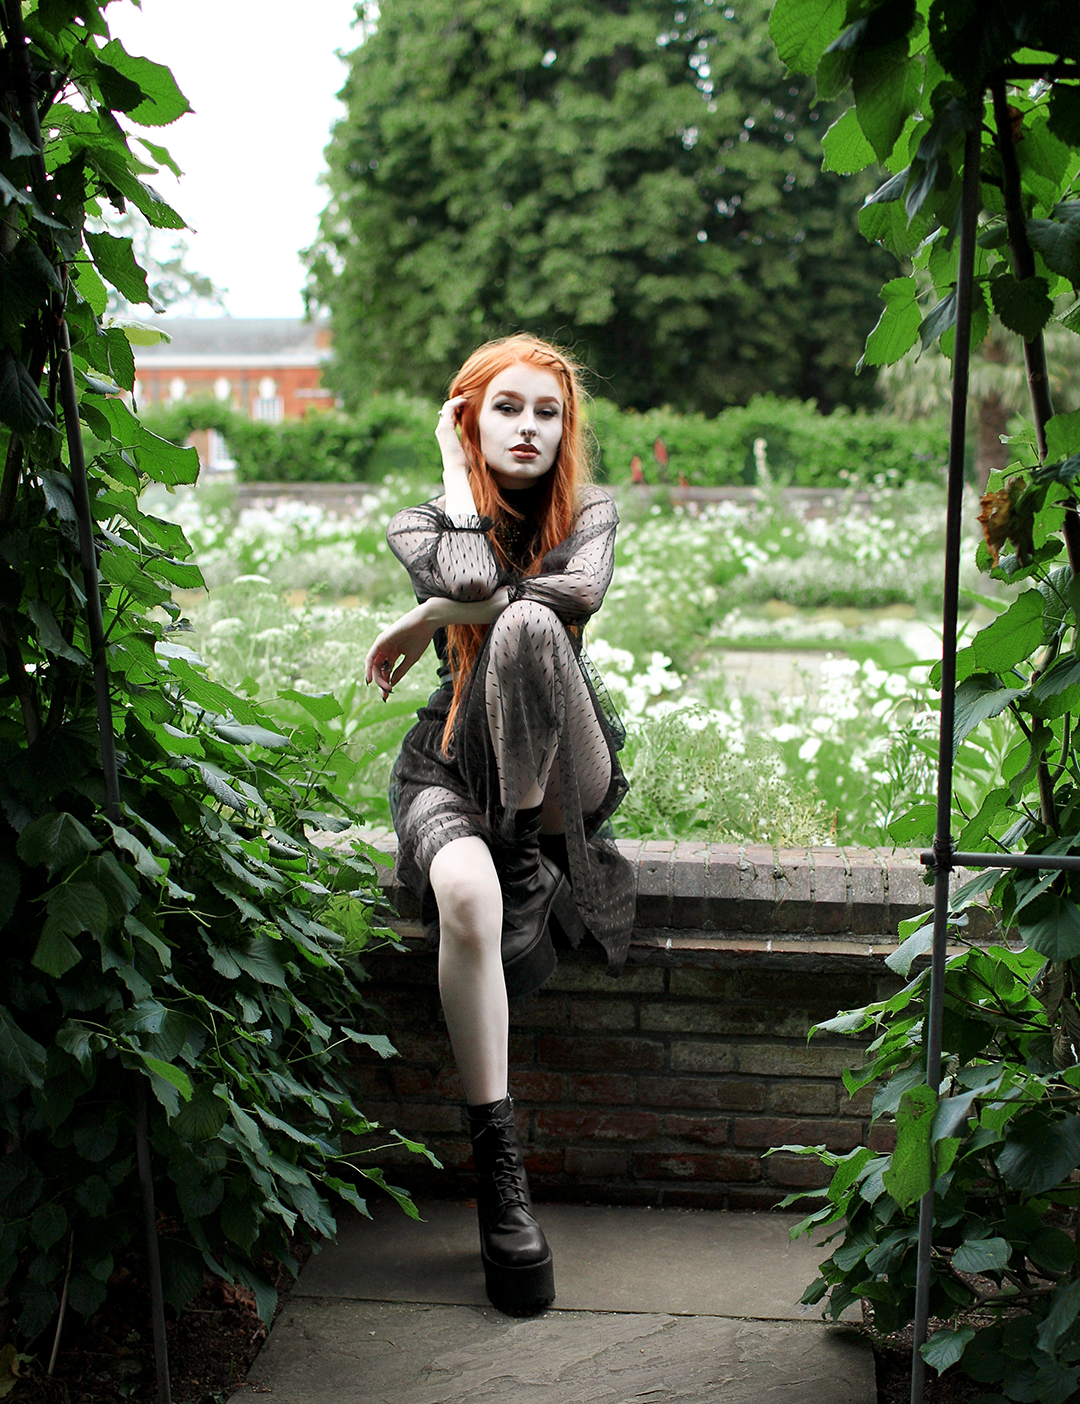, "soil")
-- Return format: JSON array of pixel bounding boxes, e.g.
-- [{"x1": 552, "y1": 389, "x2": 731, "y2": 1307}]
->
[{"x1": 6, "y1": 1243, "x2": 310, "y2": 1404}]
